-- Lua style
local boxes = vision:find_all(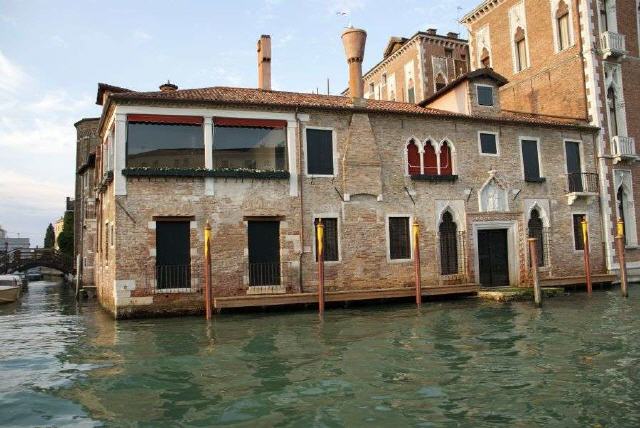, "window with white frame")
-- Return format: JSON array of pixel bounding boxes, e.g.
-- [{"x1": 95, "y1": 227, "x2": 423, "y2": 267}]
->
[
  {"x1": 476, "y1": 85, "x2": 494, "y2": 106},
  {"x1": 521, "y1": 138, "x2": 543, "y2": 181},
  {"x1": 479, "y1": 132, "x2": 499, "y2": 155},
  {"x1": 405, "y1": 139, "x2": 455, "y2": 176},
  {"x1": 306, "y1": 128, "x2": 334, "y2": 176},
  {"x1": 405, "y1": 61, "x2": 415, "y2": 103},
  {"x1": 388, "y1": 216, "x2": 411, "y2": 260},
  {"x1": 514, "y1": 27, "x2": 528, "y2": 72},
  {"x1": 555, "y1": 0, "x2": 571, "y2": 50}
]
